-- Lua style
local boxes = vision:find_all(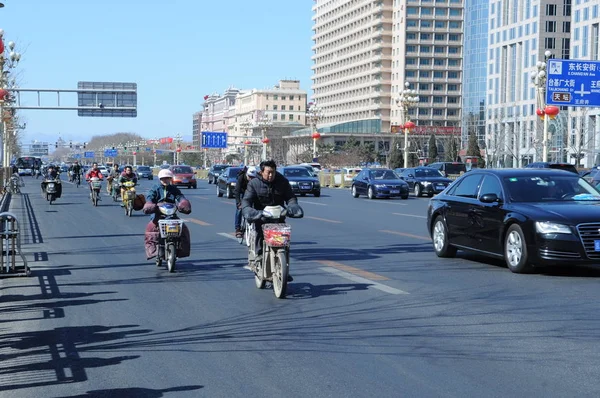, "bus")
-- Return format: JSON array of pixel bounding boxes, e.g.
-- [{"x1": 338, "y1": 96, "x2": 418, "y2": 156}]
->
[{"x1": 15, "y1": 156, "x2": 42, "y2": 176}]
